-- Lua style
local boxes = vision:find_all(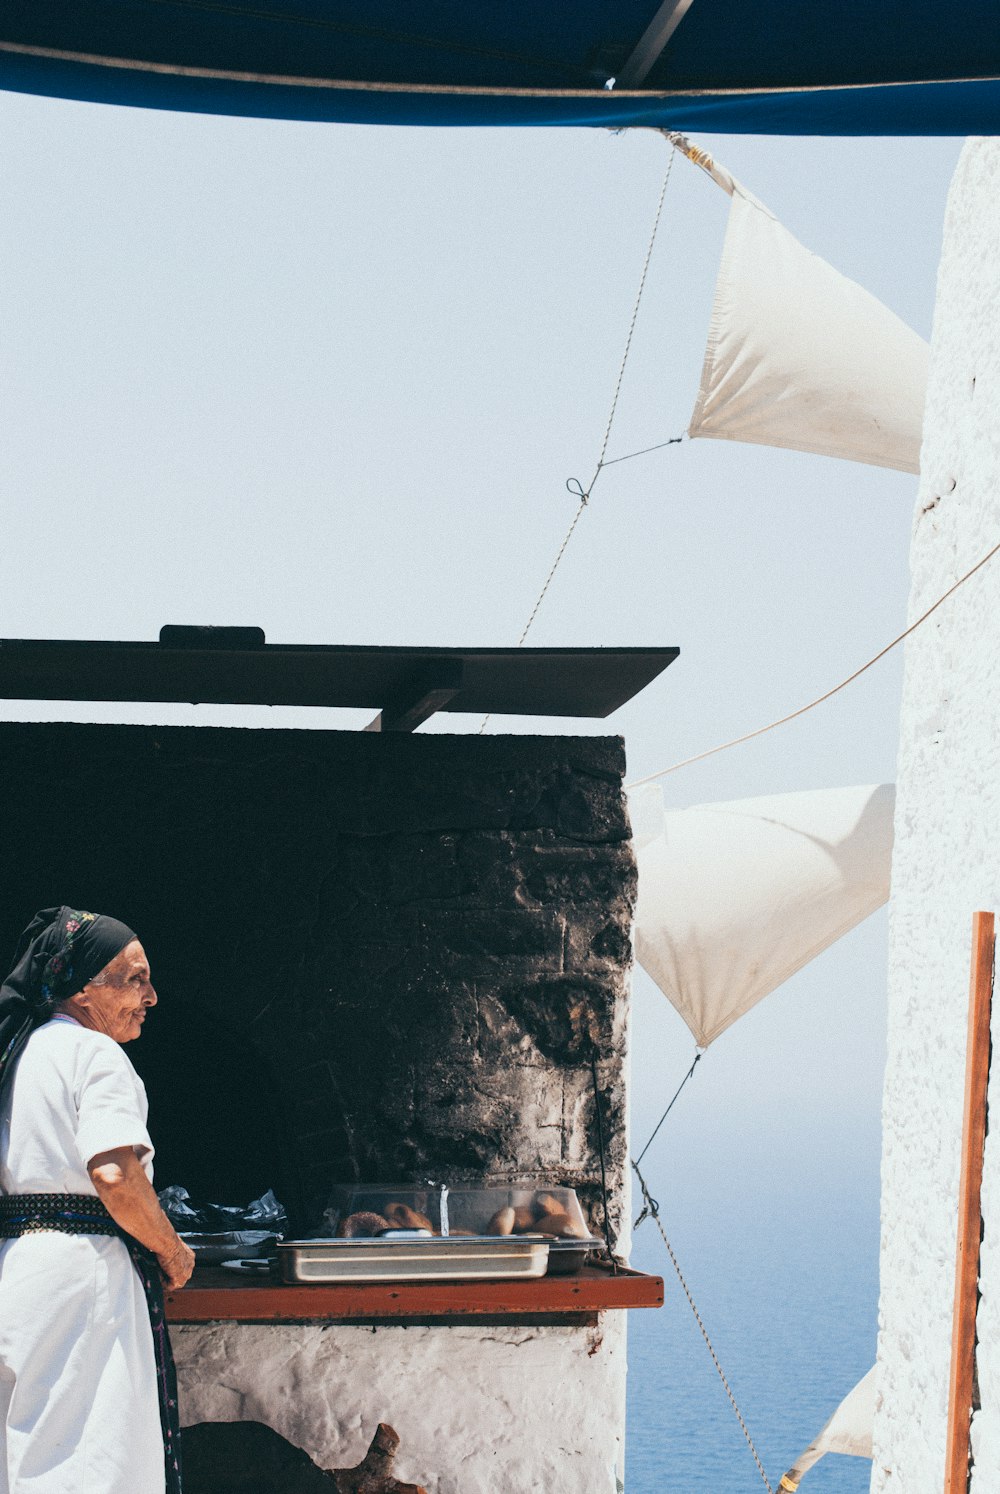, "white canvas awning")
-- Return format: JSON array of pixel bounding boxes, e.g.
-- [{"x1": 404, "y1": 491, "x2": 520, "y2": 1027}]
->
[
  {"x1": 688, "y1": 181, "x2": 929, "y2": 474},
  {"x1": 779, "y1": 1367, "x2": 876, "y2": 1489},
  {"x1": 630, "y1": 783, "x2": 895, "y2": 1047}
]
